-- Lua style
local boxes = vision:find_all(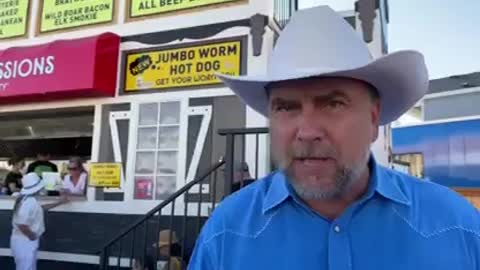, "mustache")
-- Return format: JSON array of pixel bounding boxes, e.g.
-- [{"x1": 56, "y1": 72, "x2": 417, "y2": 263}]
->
[{"x1": 287, "y1": 142, "x2": 338, "y2": 159}]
